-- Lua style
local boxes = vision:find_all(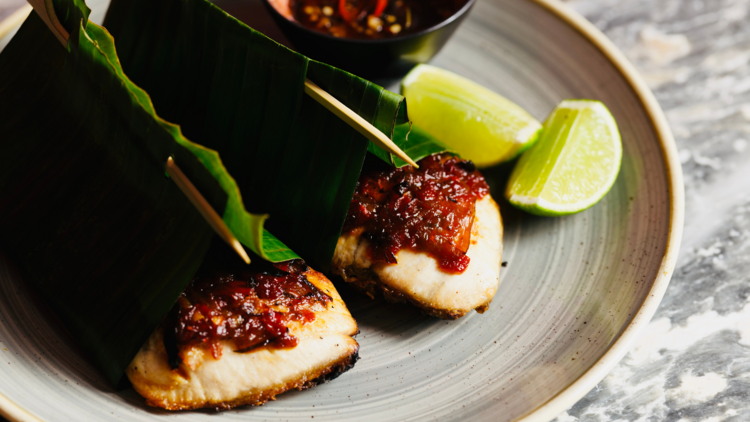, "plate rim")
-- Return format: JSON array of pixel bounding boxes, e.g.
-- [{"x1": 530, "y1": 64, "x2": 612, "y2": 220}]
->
[
  {"x1": 0, "y1": 0, "x2": 685, "y2": 421},
  {"x1": 515, "y1": 0, "x2": 684, "y2": 421},
  {"x1": 0, "y1": 4, "x2": 44, "y2": 422}
]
